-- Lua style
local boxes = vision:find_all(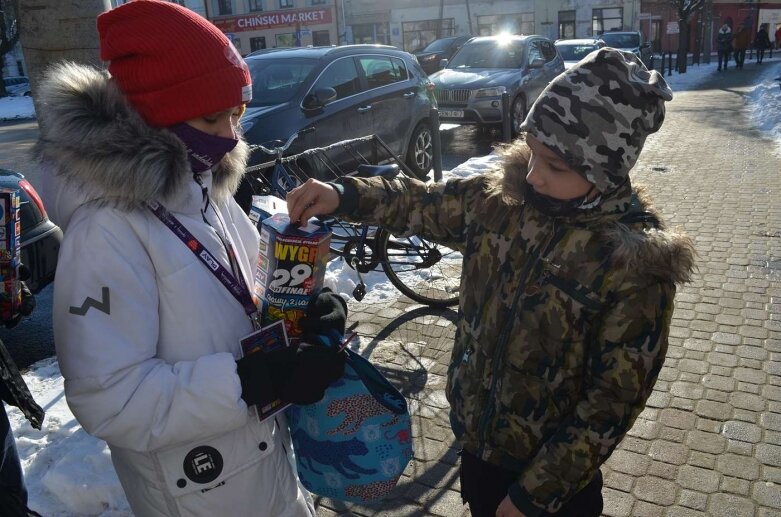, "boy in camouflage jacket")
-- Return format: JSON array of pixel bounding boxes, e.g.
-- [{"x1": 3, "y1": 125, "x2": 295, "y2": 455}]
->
[{"x1": 288, "y1": 48, "x2": 695, "y2": 516}]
